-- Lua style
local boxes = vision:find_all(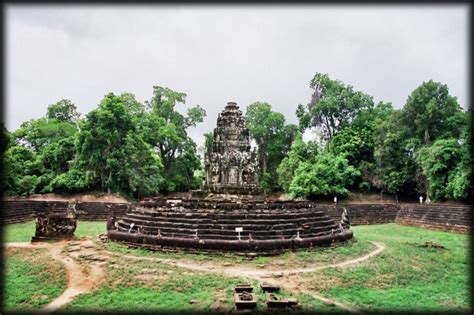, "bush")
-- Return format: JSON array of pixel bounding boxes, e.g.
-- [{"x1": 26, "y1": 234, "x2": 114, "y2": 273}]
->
[{"x1": 289, "y1": 153, "x2": 360, "y2": 198}]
